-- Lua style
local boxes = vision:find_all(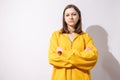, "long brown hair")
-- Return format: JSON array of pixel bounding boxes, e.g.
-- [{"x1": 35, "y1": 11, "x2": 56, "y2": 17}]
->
[{"x1": 61, "y1": 4, "x2": 82, "y2": 34}]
